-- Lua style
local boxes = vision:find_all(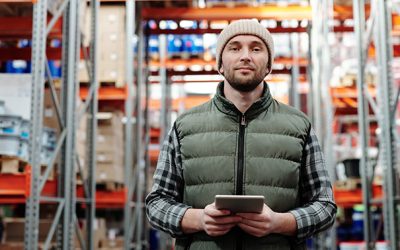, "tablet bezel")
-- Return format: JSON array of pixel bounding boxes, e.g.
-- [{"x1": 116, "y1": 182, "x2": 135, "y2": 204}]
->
[{"x1": 214, "y1": 195, "x2": 265, "y2": 213}]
